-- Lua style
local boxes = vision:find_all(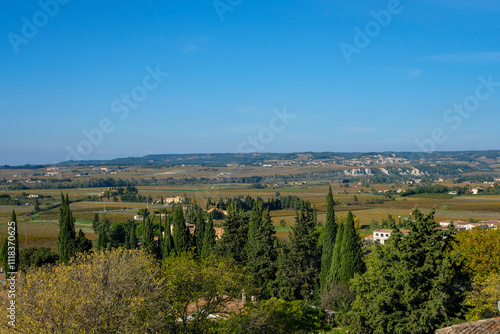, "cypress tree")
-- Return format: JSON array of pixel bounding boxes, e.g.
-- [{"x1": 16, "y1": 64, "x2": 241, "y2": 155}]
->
[
  {"x1": 320, "y1": 185, "x2": 337, "y2": 291},
  {"x1": 246, "y1": 201, "x2": 278, "y2": 298},
  {"x1": 277, "y1": 200, "x2": 320, "y2": 300},
  {"x1": 163, "y1": 215, "x2": 175, "y2": 258},
  {"x1": 201, "y1": 215, "x2": 216, "y2": 258},
  {"x1": 142, "y1": 215, "x2": 156, "y2": 255},
  {"x1": 57, "y1": 194, "x2": 76, "y2": 263},
  {"x1": 75, "y1": 229, "x2": 93, "y2": 253},
  {"x1": 34, "y1": 199, "x2": 40, "y2": 213},
  {"x1": 0, "y1": 238, "x2": 7, "y2": 273},
  {"x1": 158, "y1": 212, "x2": 163, "y2": 246},
  {"x1": 137, "y1": 208, "x2": 149, "y2": 224},
  {"x1": 246, "y1": 200, "x2": 263, "y2": 262},
  {"x1": 172, "y1": 205, "x2": 189, "y2": 254},
  {"x1": 329, "y1": 220, "x2": 344, "y2": 285},
  {"x1": 92, "y1": 213, "x2": 100, "y2": 233},
  {"x1": 124, "y1": 220, "x2": 138, "y2": 250},
  {"x1": 96, "y1": 218, "x2": 111, "y2": 251},
  {"x1": 346, "y1": 209, "x2": 468, "y2": 333},
  {"x1": 338, "y1": 211, "x2": 365, "y2": 283},
  {"x1": 194, "y1": 207, "x2": 206, "y2": 256},
  {"x1": 218, "y1": 201, "x2": 248, "y2": 264}
]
